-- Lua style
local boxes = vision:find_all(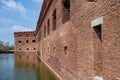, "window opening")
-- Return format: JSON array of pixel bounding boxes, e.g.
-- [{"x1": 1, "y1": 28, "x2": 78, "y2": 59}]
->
[
  {"x1": 27, "y1": 48, "x2": 29, "y2": 50},
  {"x1": 19, "y1": 48, "x2": 21, "y2": 50},
  {"x1": 52, "y1": 9, "x2": 56, "y2": 30},
  {"x1": 34, "y1": 48, "x2": 36, "y2": 50},
  {"x1": 26, "y1": 40, "x2": 29, "y2": 43},
  {"x1": 47, "y1": 19, "x2": 50, "y2": 35},
  {"x1": 32, "y1": 40, "x2": 36, "y2": 43},
  {"x1": 93, "y1": 25, "x2": 102, "y2": 41},
  {"x1": 62, "y1": 0, "x2": 70, "y2": 23},
  {"x1": 33, "y1": 34, "x2": 36, "y2": 36},
  {"x1": 64, "y1": 46, "x2": 68, "y2": 54},
  {"x1": 18, "y1": 41, "x2": 21, "y2": 43}
]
